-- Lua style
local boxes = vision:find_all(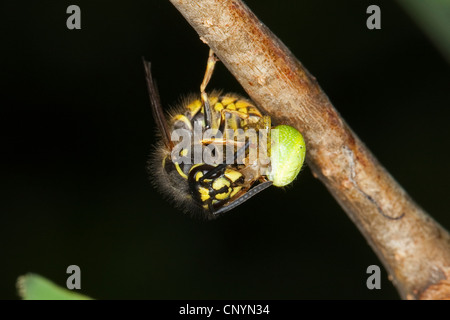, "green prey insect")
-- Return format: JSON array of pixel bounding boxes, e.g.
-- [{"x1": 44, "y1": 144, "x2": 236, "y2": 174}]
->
[{"x1": 143, "y1": 50, "x2": 306, "y2": 219}]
